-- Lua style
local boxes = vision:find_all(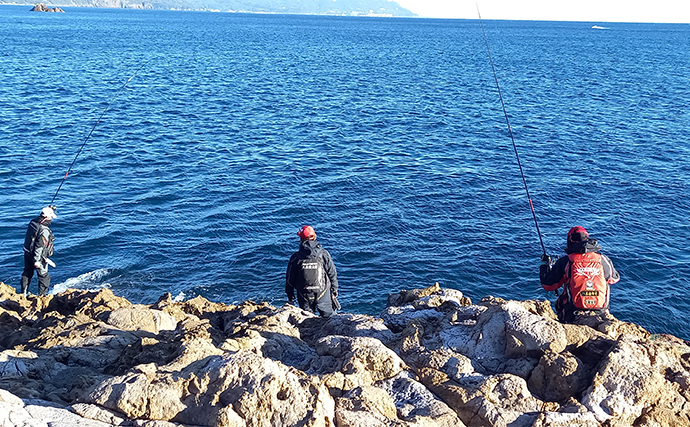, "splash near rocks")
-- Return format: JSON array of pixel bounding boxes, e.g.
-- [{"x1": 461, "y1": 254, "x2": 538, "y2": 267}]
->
[{"x1": 1, "y1": 281, "x2": 689, "y2": 426}]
